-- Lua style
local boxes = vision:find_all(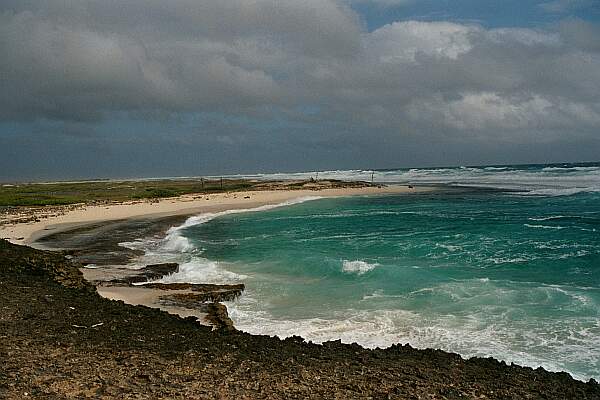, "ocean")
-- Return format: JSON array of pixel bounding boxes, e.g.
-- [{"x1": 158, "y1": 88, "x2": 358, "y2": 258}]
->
[{"x1": 122, "y1": 162, "x2": 600, "y2": 381}]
